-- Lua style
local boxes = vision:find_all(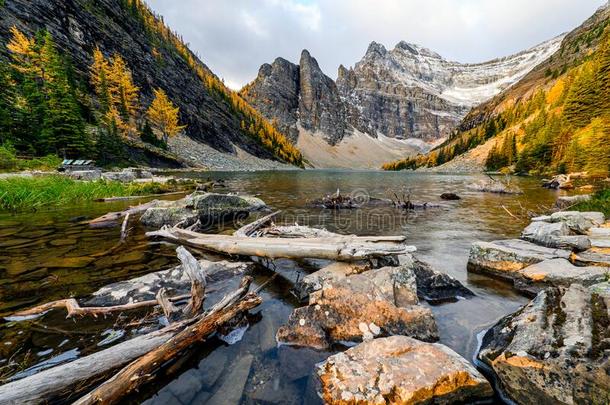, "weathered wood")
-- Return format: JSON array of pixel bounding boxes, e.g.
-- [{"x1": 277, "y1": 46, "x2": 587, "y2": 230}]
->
[
  {"x1": 95, "y1": 191, "x2": 186, "y2": 202},
  {"x1": 234, "y1": 210, "x2": 281, "y2": 237},
  {"x1": 6, "y1": 294, "x2": 191, "y2": 320},
  {"x1": 156, "y1": 288, "x2": 181, "y2": 322},
  {"x1": 147, "y1": 228, "x2": 415, "y2": 261},
  {"x1": 89, "y1": 200, "x2": 159, "y2": 226},
  {"x1": 73, "y1": 292, "x2": 261, "y2": 405},
  {"x1": 261, "y1": 225, "x2": 406, "y2": 242},
  {"x1": 120, "y1": 213, "x2": 130, "y2": 242},
  {"x1": 176, "y1": 246, "x2": 206, "y2": 317},
  {"x1": 0, "y1": 321, "x2": 185, "y2": 403}
]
